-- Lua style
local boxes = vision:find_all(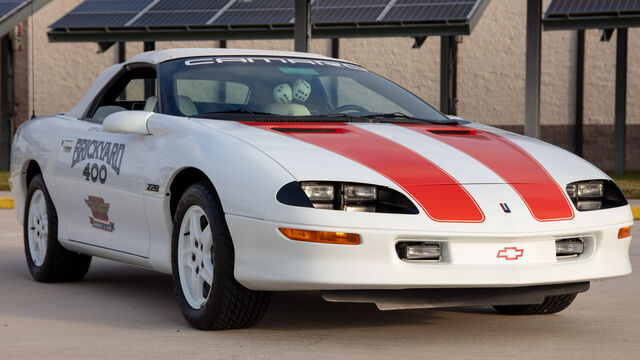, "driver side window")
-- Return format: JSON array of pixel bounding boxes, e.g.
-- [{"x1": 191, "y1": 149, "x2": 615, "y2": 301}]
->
[{"x1": 88, "y1": 65, "x2": 157, "y2": 123}]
